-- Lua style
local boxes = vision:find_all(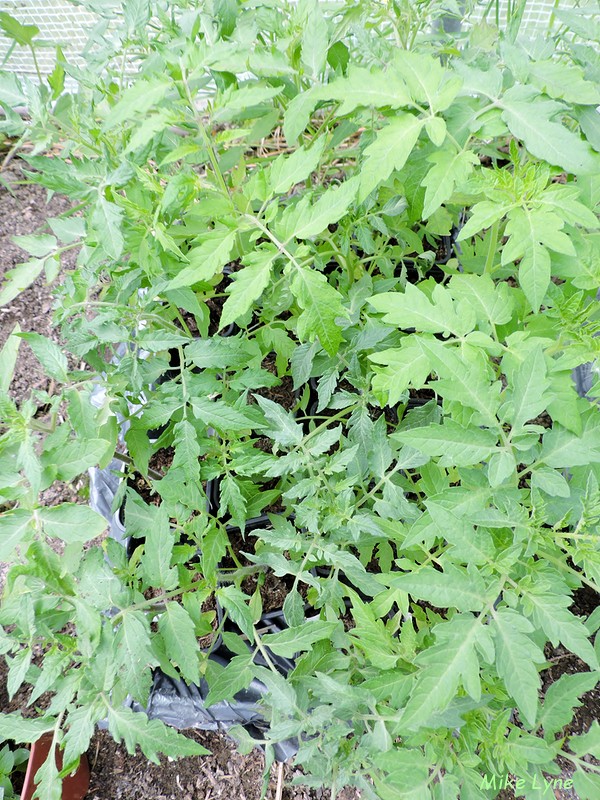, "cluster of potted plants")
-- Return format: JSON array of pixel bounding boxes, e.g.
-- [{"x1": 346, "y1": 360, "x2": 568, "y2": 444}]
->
[{"x1": 1, "y1": 0, "x2": 600, "y2": 797}]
